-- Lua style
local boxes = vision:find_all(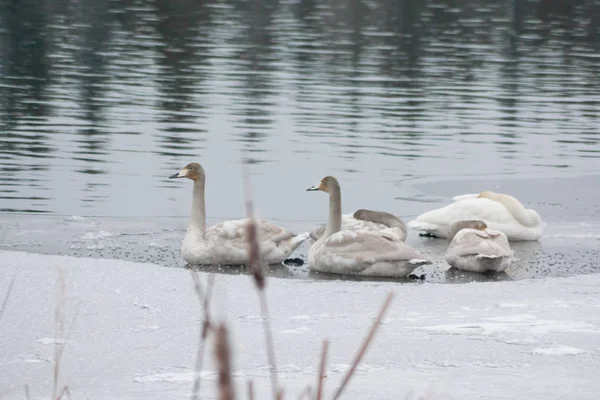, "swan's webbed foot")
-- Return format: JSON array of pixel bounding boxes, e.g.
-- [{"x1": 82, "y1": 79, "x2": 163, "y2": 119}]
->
[
  {"x1": 283, "y1": 257, "x2": 304, "y2": 267},
  {"x1": 419, "y1": 232, "x2": 440, "y2": 238}
]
